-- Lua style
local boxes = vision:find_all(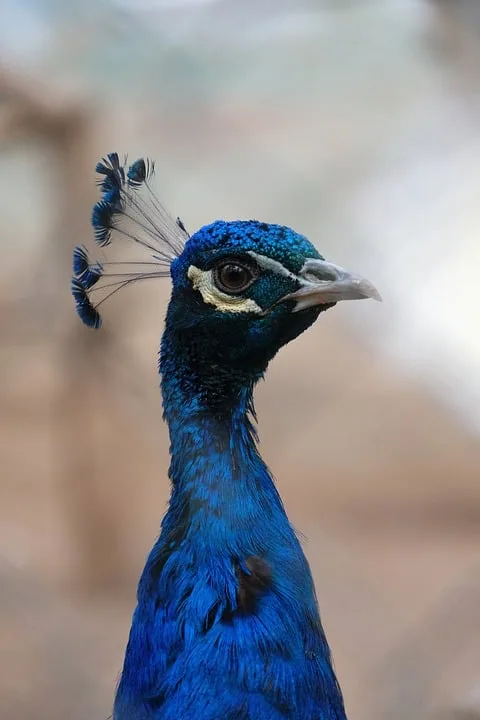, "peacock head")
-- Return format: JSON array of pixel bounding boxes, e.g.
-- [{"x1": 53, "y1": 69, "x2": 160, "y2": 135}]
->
[
  {"x1": 167, "y1": 220, "x2": 380, "y2": 371},
  {"x1": 72, "y1": 154, "x2": 380, "y2": 377}
]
